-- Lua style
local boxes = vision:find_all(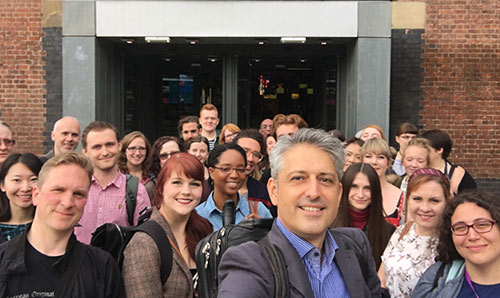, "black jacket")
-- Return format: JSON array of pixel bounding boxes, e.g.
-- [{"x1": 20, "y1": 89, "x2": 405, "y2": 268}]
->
[{"x1": 0, "y1": 229, "x2": 125, "y2": 298}]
